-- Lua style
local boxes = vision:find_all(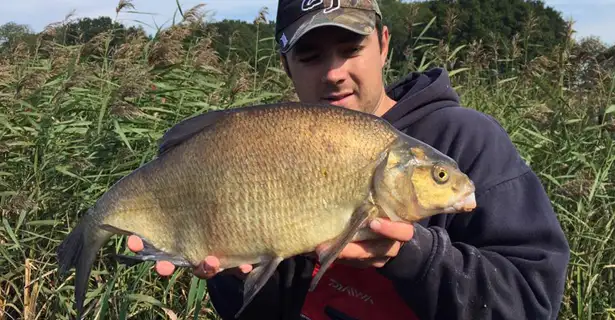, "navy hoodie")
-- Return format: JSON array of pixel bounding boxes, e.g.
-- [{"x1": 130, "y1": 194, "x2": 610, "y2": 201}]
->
[{"x1": 206, "y1": 68, "x2": 571, "y2": 320}]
